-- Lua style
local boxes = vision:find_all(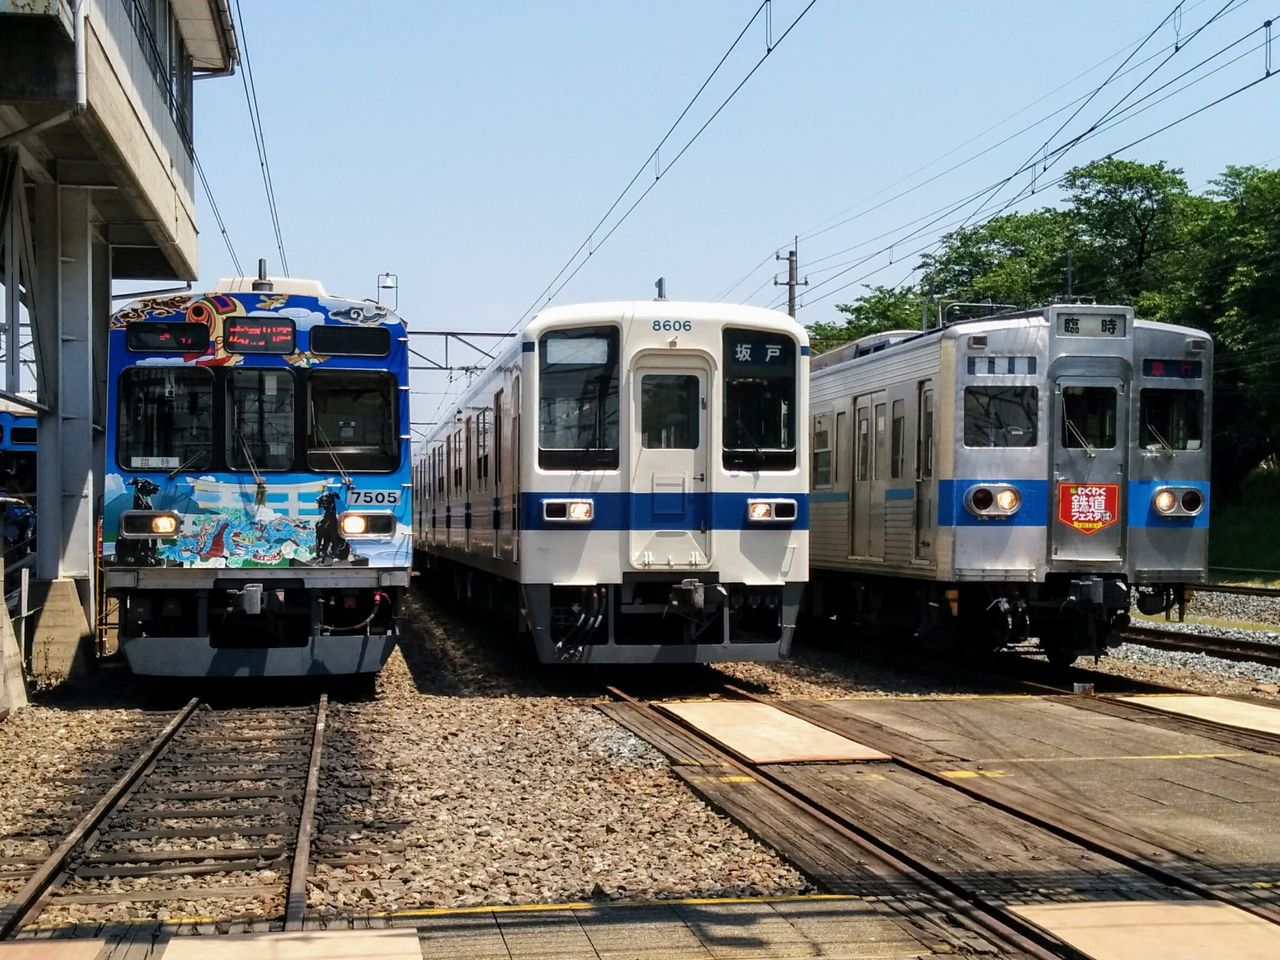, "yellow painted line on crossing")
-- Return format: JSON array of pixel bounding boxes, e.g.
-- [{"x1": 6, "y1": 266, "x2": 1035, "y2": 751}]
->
[
  {"x1": 969, "y1": 752, "x2": 1254, "y2": 764},
  {"x1": 940, "y1": 769, "x2": 1008, "y2": 779}
]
